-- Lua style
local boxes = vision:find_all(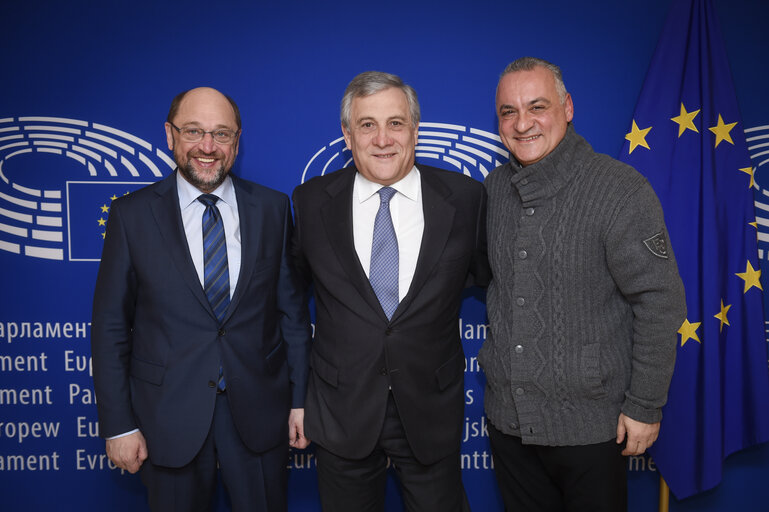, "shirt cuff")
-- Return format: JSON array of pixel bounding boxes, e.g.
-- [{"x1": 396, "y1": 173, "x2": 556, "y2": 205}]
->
[{"x1": 106, "y1": 428, "x2": 139, "y2": 440}]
